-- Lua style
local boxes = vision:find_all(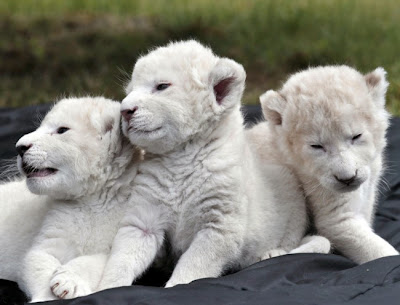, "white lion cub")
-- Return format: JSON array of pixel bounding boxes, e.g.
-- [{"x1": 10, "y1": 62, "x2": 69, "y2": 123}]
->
[
  {"x1": 256, "y1": 65, "x2": 399, "y2": 264},
  {"x1": 18, "y1": 97, "x2": 142, "y2": 302},
  {"x1": 98, "y1": 40, "x2": 312, "y2": 289}
]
